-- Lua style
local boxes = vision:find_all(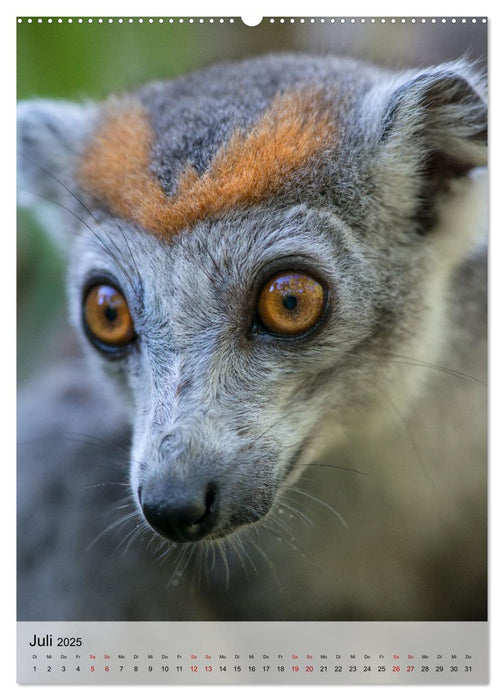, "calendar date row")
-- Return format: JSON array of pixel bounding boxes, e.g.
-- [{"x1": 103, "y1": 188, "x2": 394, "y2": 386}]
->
[{"x1": 32, "y1": 663, "x2": 474, "y2": 674}]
